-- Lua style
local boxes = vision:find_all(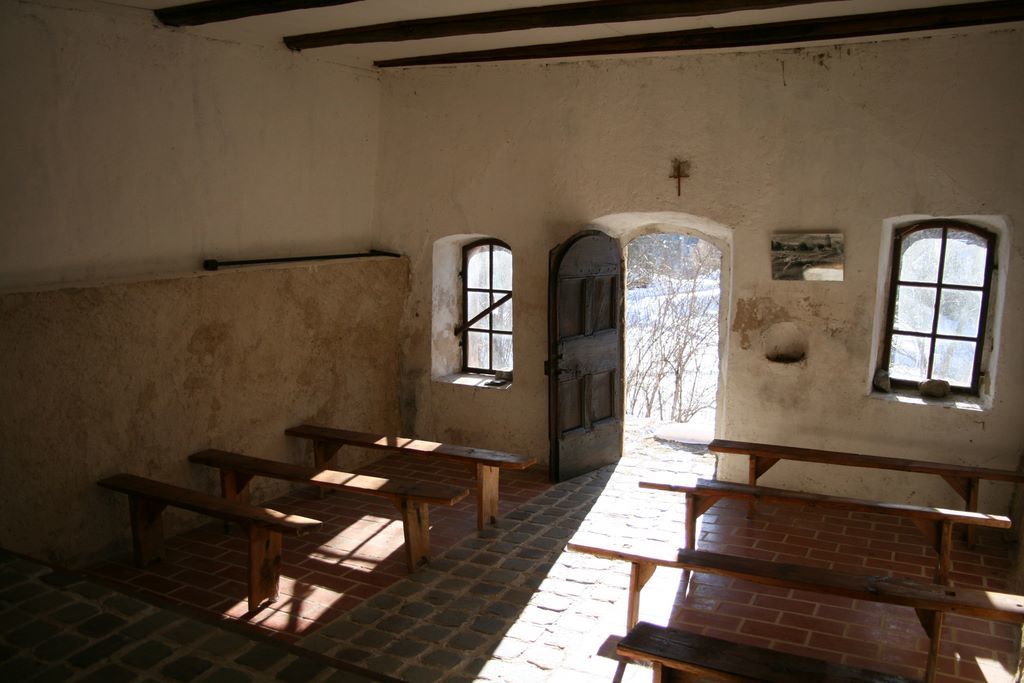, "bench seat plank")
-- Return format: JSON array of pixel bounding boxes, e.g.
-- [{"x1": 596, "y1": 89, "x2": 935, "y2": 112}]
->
[
  {"x1": 568, "y1": 541, "x2": 1024, "y2": 623},
  {"x1": 567, "y1": 540, "x2": 1024, "y2": 625},
  {"x1": 709, "y1": 439, "x2": 1024, "y2": 482},
  {"x1": 640, "y1": 477, "x2": 1011, "y2": 585},
  {"x1": 709, "y1": 438, "x2": 1024, "y2": 546},
  {"x1": 617, "y1": 622, "x2": 919, "y2": 683},
  {"x1": 188, "y1": 449, "x2": 469, "y2": 571},
  {"x1": 285, "y1": 423, "x2": 535, "y2": 529},
  {"x1": 285, "y1": 424, "x2": 535, "y2": 468},
  {"x1": 641, "y1": 478, "x2": 1011, "y2": 527},
  {"x1": 99, "y1": 473, "x2": 320, "y2": 612},
  {"x1": 569, "y1": 541, "x2": 1024, "y2": 683},
  {"x1": 189, "y1": 449, "x2": 469, "y2": 506},
  {"x1": 98, "y1": 474, "x2": 321, "y2": 533},
  {"x1": 673, "y1": 549, "x2": 1024, "y2": 621}
]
